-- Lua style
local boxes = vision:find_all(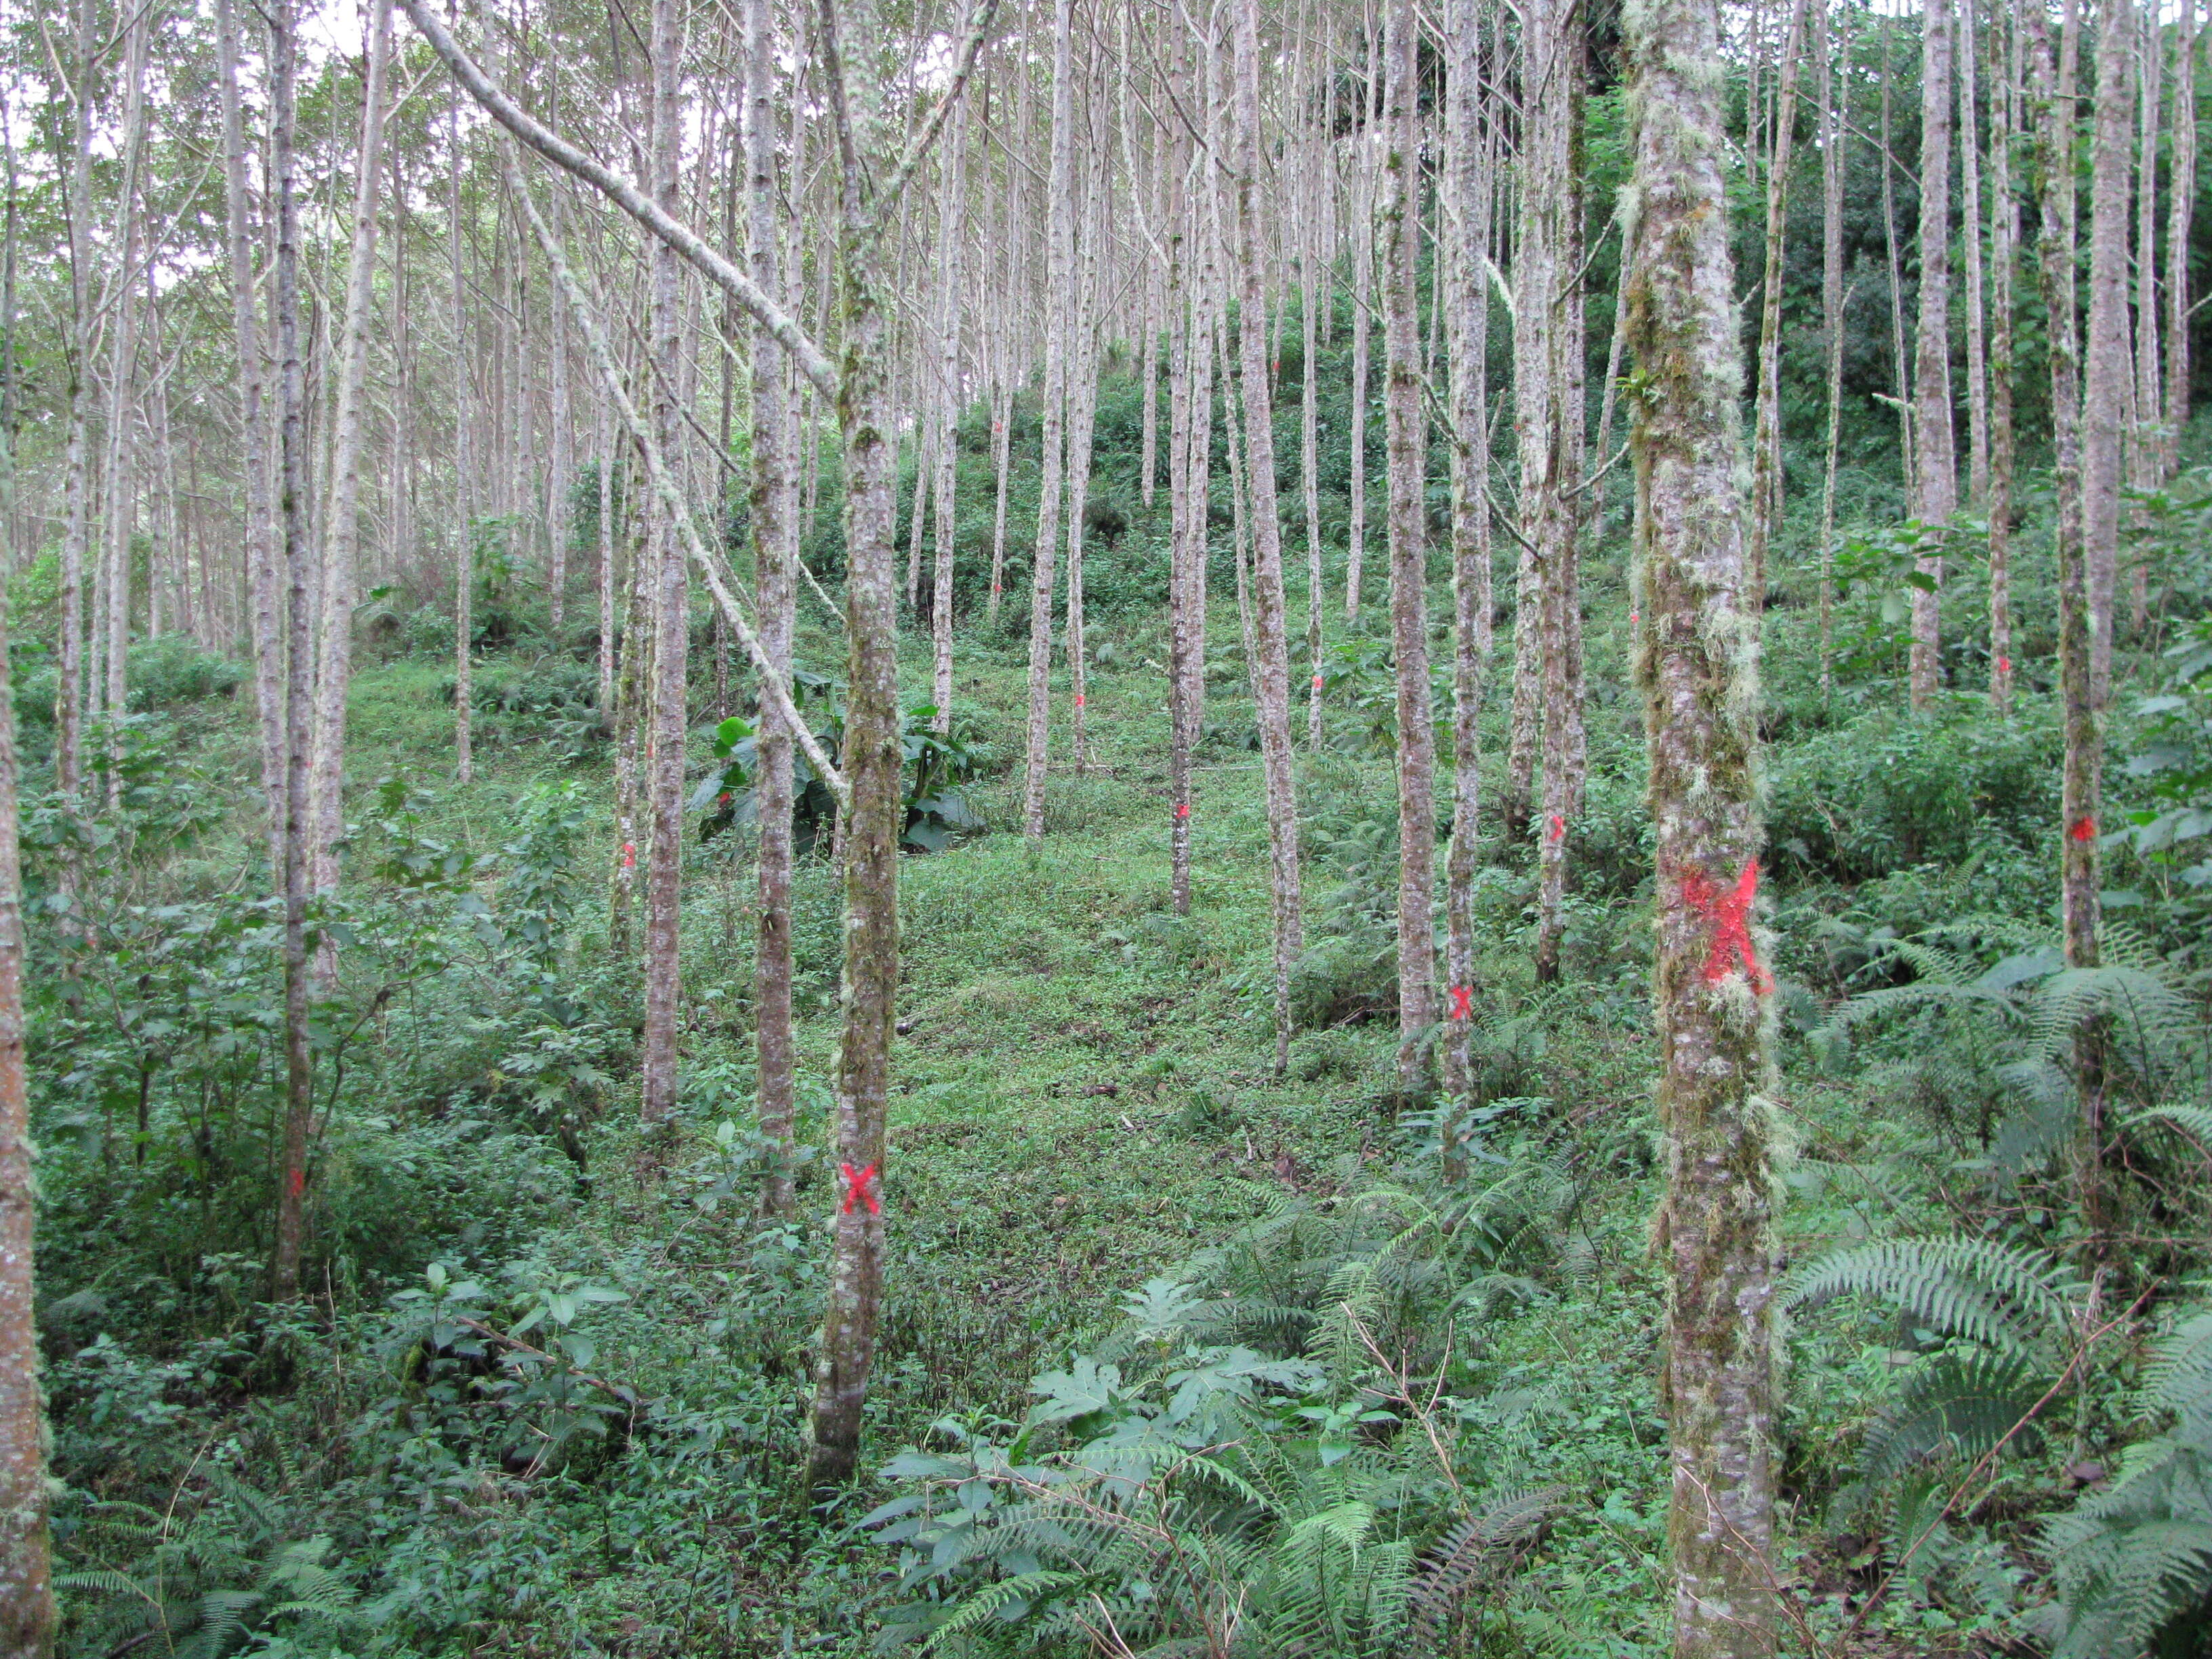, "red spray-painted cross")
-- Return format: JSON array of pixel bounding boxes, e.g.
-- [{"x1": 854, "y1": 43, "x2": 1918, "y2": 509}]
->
[
  {"x1": 289, "y1": 1166, "x2": 306, "y2": 1200},
  {"x1": 2069, "y1": 816, "x2": 2097, "y2": 843},
  {"x1": 1075, "y1": 692, "x2": 1086, "y2": 708},
  {"x1": 1681, "y1": 858, "x2": 1772, "y2": 994},
  {"x1": 1547, "y1": 813, "x2": 1565, "y2": 844},
  {"x1": 840, "y1": 1161, "x2": 881, "y2": 1216},
  {"x1": 621, "y1": 842, "x2": 637, "y2": 869},
  {"x1": 1174, "y1": 802, "x2": 1190, "y2": 820},
  {"x1": 1447, "y1": 985, "x2": 1473, "y2": 1021}
]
